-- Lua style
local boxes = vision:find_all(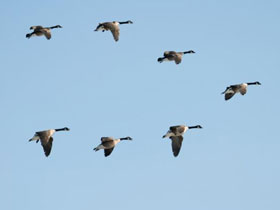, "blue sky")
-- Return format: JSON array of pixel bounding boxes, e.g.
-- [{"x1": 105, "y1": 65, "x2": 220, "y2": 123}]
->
[{"x1": 1, "y1": 0, "x2": 280, "y2": 209}]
